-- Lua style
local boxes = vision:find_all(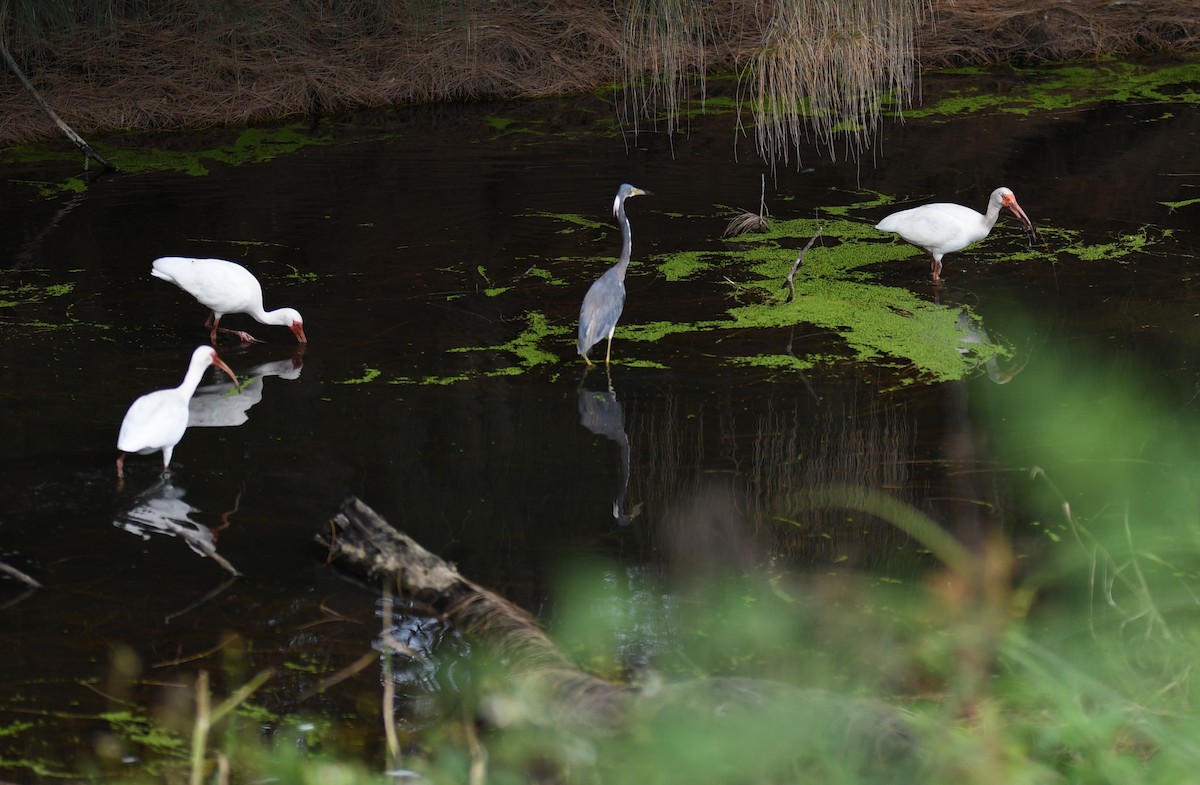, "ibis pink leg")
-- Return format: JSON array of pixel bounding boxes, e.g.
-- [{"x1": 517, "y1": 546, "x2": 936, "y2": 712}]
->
[{"x1": 205, "y1": 313, "x2": 264, "y2": 345}]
